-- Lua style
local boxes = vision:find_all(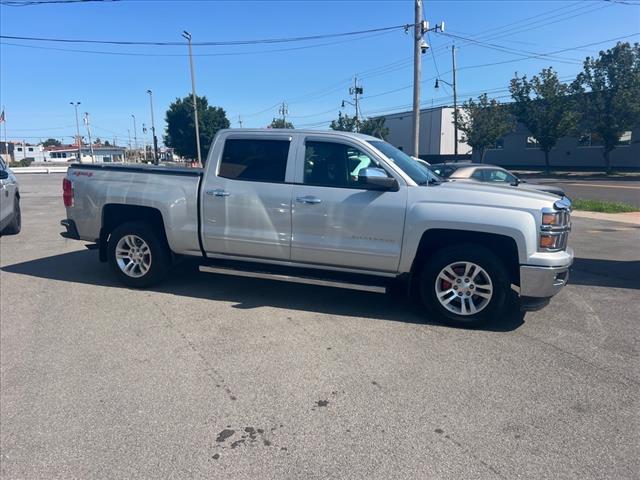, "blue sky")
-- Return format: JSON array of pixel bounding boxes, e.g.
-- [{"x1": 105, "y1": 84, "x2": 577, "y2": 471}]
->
[{"x1": 1, "y1": 0, "x2": 638, "y2": 146}]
